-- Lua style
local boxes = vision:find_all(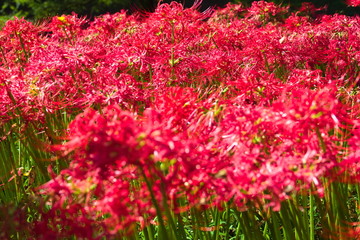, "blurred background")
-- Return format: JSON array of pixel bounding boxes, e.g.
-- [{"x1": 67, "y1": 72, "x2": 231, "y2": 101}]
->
[{"x1": 0, "y1": 0, "x2": 359, "y2": 24}]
